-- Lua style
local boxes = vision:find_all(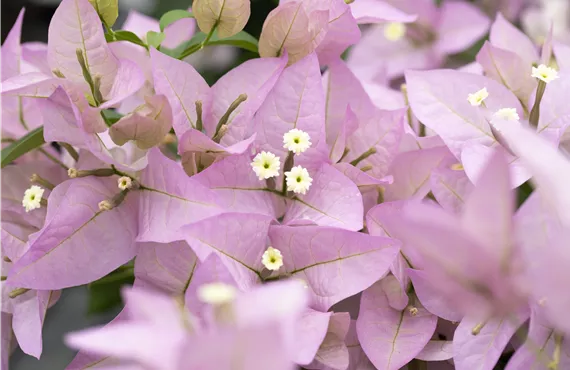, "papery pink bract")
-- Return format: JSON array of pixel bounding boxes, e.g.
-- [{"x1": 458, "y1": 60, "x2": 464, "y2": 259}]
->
[
  {"x1": 136, "y1": 148, "x2": 223, "y2": 244},
  {"x1": 48, "y1": 0, "x2": 119, "y2": 98},
  {"x1": 7, "y1": 177, "x2": 138, "y2": 290},
  {"x1": 453, "y1": 312, "x2": 529, "y2": 370},
  {"x1": 357, "y1": 280, "x2": 437, "y2": 370},
  {"x1": 269, "y1": 224, "x2": 399, "y2": 311}
]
